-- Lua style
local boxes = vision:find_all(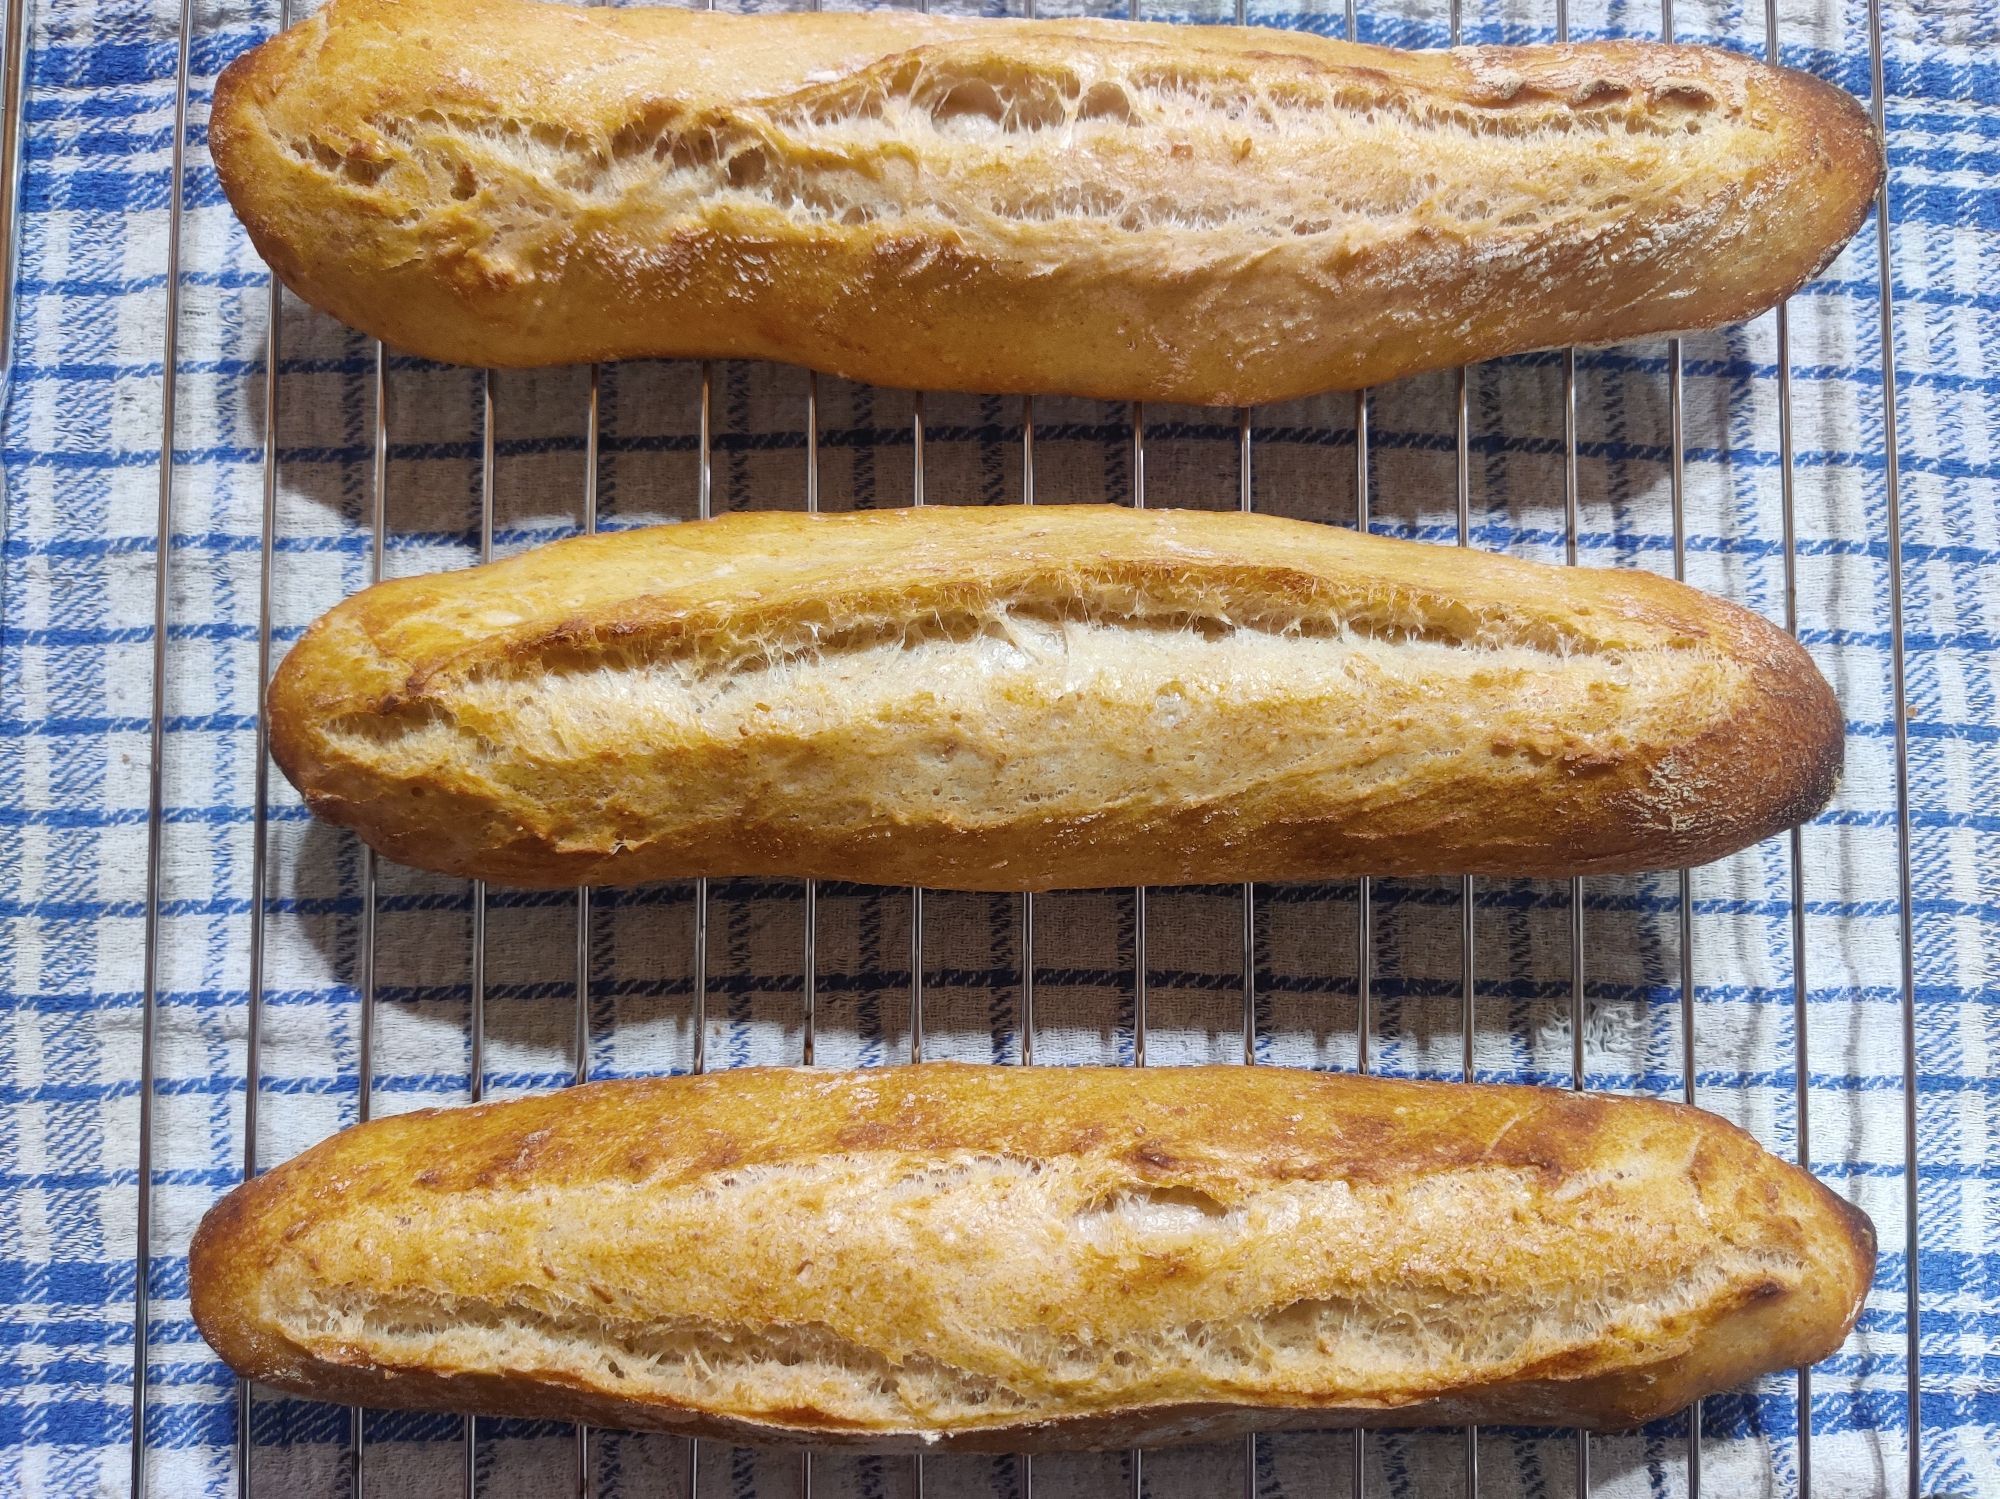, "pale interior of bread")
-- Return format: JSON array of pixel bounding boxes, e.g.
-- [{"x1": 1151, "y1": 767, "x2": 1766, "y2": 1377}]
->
[
  {"x1": 268, "y1": 1150, "x2": 1798, "y2": 1431},
  {"x1": 329, "y1": 596, "x2": 1742, "y2": 826},
  {"x1": 276, "y1": 38, "x2": 1755, "y2": 251}
]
